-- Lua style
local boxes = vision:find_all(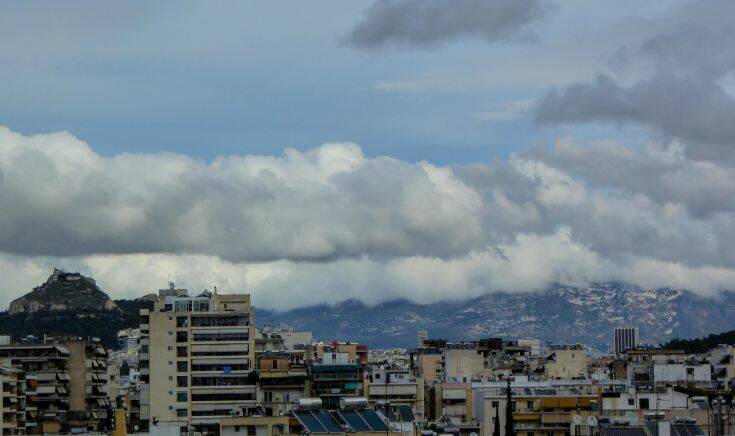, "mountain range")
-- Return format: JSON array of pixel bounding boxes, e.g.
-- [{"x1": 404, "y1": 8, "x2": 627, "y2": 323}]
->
[
  {"x1": 3, "y1": 270, "x2": 735, "y2": 351},
  {"x1": 257, "y1": 283, "x2": 735, "y2": 350}
]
